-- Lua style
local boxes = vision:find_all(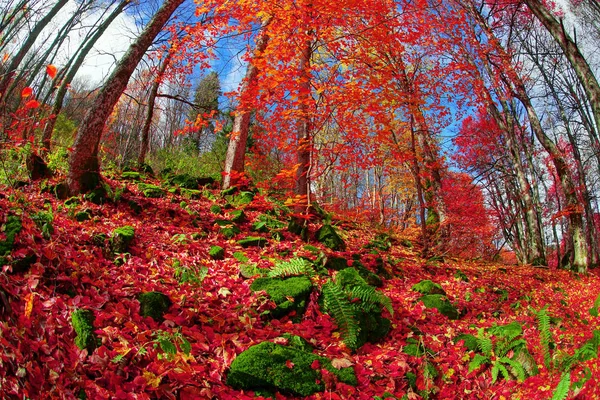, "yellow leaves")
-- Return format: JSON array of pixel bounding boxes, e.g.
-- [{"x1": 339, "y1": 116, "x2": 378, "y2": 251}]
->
[
  {"x1": 142, "y1": 371, "x2": 161, "y2": 388},
  {"x1": 24, "y1": 292, "x2": 34, "y2": 318}
]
